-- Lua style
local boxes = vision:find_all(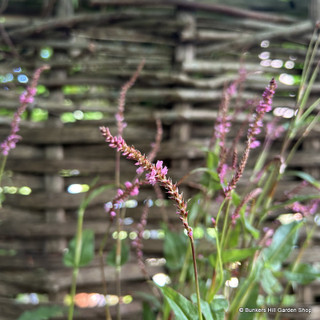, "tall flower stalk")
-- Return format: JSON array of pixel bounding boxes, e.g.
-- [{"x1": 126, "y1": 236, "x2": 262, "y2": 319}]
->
[
  {"x1": 0, "y1": 65, "x2": 49, "y2": 206},
  {"x1": 224, "y1": 78, "x2": 277, "y2": 197},
  {"x1": 100, "y1": 126, "x2": 203, "y2": 320}
]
